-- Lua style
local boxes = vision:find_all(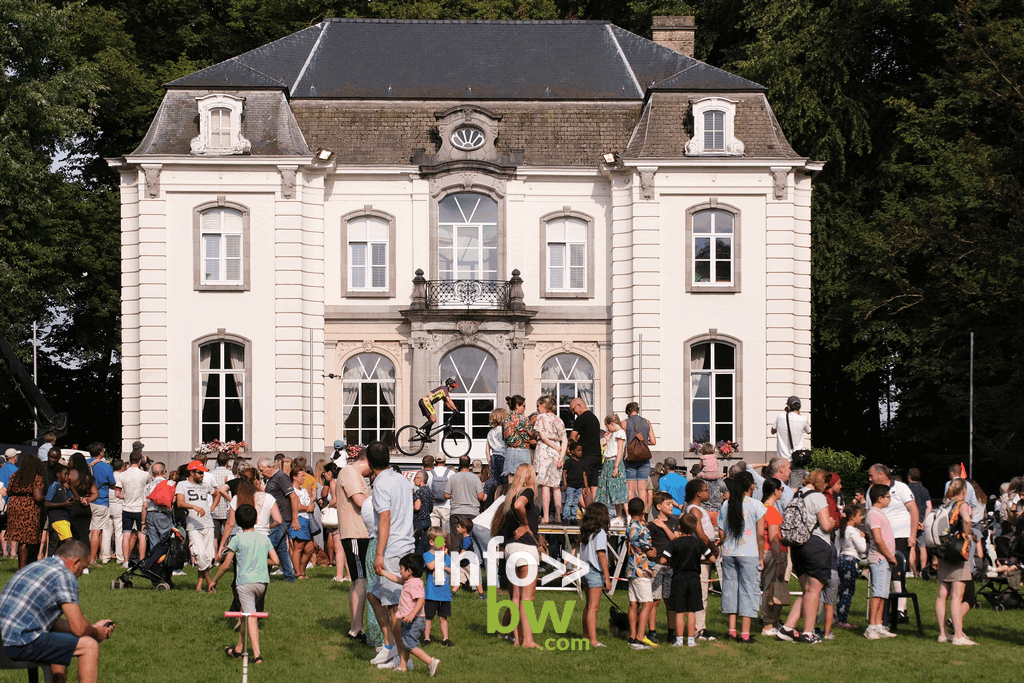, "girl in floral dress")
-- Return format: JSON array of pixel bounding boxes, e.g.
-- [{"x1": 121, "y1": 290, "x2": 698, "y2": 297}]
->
[
  {"x1": 533, "y1": 396, "x2": 567, "y2": 524},
  {"x1": 596, "y1": 413, "x2": 628, "y2": 524},
  {"x1": 501, "y1": 395, "x2": 533, "y2": 485}
]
